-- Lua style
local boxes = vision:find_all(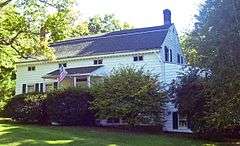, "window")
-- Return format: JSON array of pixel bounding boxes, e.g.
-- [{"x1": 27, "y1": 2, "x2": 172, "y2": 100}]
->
[
  {"x1": 76, "y1": 77, "x2": 88, "y2": 87},
  {"x1": 177, "y1": 54, "x2": 180, "y2": 64},
  {"x1": 164, "y1": 46, "x2": 169, "y2": 62},
  {"x1": 40, "y1": 83, "x2": 44, "y2": 92},
  {"x1": 170, "y1": 49, "x2": 173, "y2": 62},
  {"x1": 180, "y1": 56, "x2": 184, "y2": 64},
  {"x1": 93, "y1": 59, "x2": 103, "y2": 65},
  {"x1": 133, "y1": 55, "x2": 143, "y2": 61},
  {"x1": 179, "y1": 114, "x2": 188, "y2": 128},
  {"x1": 27, "y1": 84, "x2": 34, "y2": 93},
  {"x1": 53, "y1": 82, "x2": 58, "y2": 90},
  {"x1": 107, "y1": 118, "x2": 120, "y2": 123},
  {"x1": 22, "y1": 84, "x2": 26, "y2": 94},
  {"x1": 133, "y1": 56, "x2": 138, "y2": 61},
  {"x1": 28, "y1": 66, "x2": 36, "y2": 71},
  {"x1": 35, "y1": 83, "x2": 39, "y2": 92},
  {"x1": 59, "y1": 63, "x2": 67, "y2": 68}
]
